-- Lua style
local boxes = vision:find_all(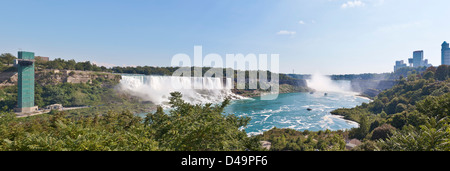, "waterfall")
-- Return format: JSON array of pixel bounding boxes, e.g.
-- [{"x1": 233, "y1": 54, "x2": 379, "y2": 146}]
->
[{"x1": 118, "y1": 74, "x2": 241, "y2": 106}]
